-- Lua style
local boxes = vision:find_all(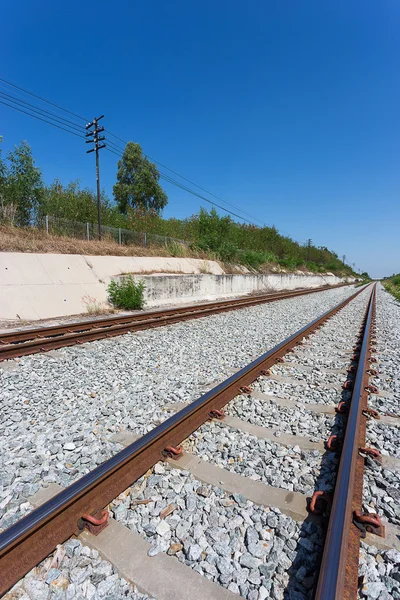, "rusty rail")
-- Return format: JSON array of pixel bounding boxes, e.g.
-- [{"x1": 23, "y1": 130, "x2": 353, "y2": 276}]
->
[
  {"x1": 0, "y1": 284, "x2": 353, "y2": 362},
  {"x1": 0, "y1": 285, "x2": 368, "y2": 596},
  {"x1": 315, "y1": 284, "x2": 377, "y2": 600}
]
